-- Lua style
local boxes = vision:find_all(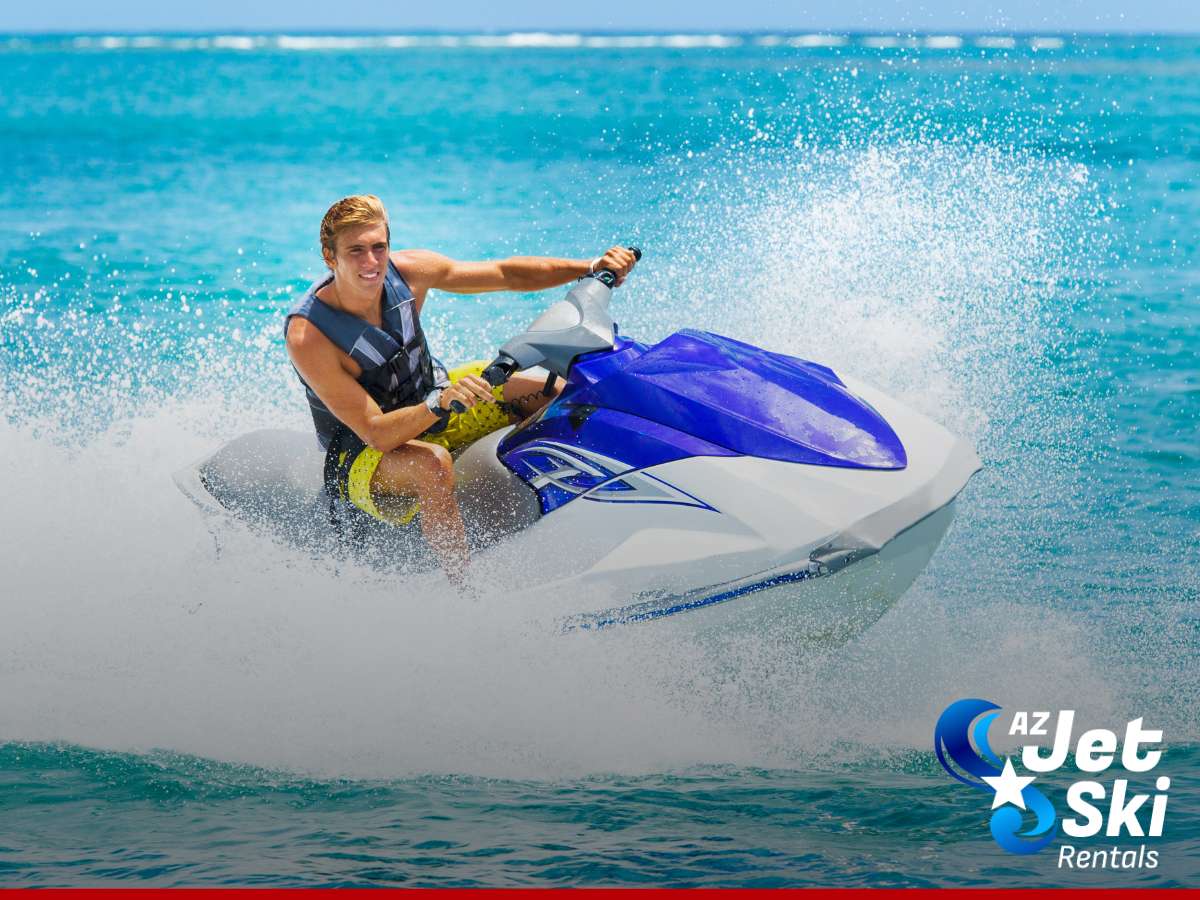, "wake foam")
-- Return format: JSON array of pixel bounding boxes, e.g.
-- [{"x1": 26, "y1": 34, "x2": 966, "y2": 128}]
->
[{"x1": 1, "y1": 140, "x2": 1193, "y2": 777}]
